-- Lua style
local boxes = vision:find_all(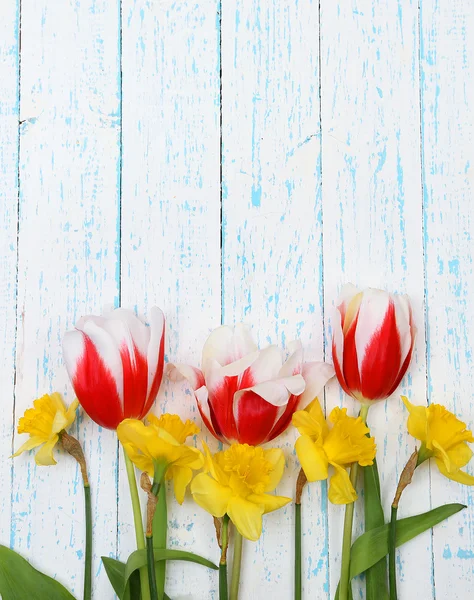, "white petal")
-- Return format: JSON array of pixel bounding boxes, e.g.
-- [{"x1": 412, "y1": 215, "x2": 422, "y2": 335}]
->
[
  {"x1": 166, "y1": 363, "x2": 204, "y2": 390},
  {"x1": 279, "y1": 340, "x2": 303, "y2": 377},
  {"x1": 234, "y1": 374, "x2": 306, "y2": 408},
  {"x1": 297, "y1": 361, "x2": 335, "y2": 408},
  {"x1": 108, "y1": 308, "x2": 150, "y2": 357},
  {"x1": 77, "y1": 320, "x2": 124, "y2": 402},
  {"x1": 332, "y1": 307, "x2": 345, "y2": 373},
  {"x1": 337, "y1": 283, "x2": 361, "y2": 314},
  {"x1": 202, "y1": 323, "x2": 257, "y2": 369},
  {"x1": 245, "y1": 345, "x2": 282, "y2": 382},
  {"x1": 146, "y1": 307, "x2": 165, "y2": 396},
  {"x1": 217, "y1": 352, "x2": 260, "y2": 378},
  {"x1": 62, "y1": 330, "x2": 86, "y2": 380},
  {"x1": 354, "y1": 289, "x2": 392, "y2": 373},
  {"x1": 393, "y1": 294, "x2": 413, "y2": 365}
]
